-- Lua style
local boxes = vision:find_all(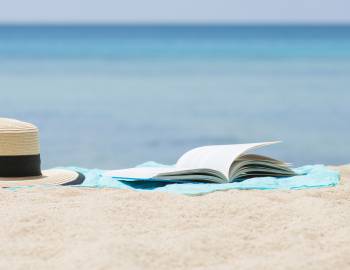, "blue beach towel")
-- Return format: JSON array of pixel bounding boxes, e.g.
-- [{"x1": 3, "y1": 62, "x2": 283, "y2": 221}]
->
[{"x1": 64, "y1": 162, "x2": 339, "y2": 196}]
